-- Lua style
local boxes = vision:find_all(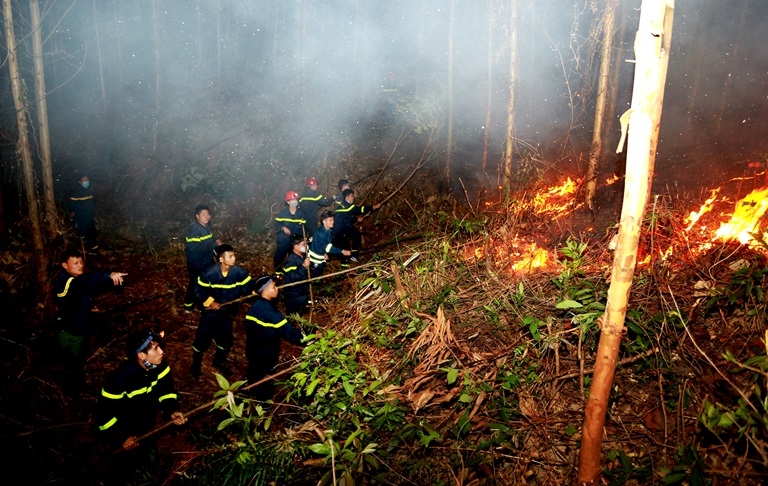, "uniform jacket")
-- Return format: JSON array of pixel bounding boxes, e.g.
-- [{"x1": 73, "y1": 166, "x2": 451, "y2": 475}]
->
[
  {"x1": 244, "y1": 297, "x2": 303, "y2": 362},
  {"x1": 185, "y1": 221, "x2": 216, "y2": 271},
  {"x1": 68, "y1": 185, "x2": 95, "y2": 229},
  {"x1": 332, "y1": 200, "x2": 374, "y2": 237},
  {"x1": 94, "y1": 360, "x2": 180, "y2": 445},
  {"x1": 195, "y1": 264, "x2": 255, "y2": 316},
  {"x1": 277, "y1": 252, "x2": 309, "y2": 303},
  {"x1": 274, "y1": 206, "x2": 307, "y2": 237},
  {"x1": 54, "y1": 270, "x2": 113, "y2": 336},
  {"x1": 308, "y1": 226, "x2": 344, "y2": 265},
  {"x1": 299, "y1": 188, "x2": 333, "y2": 235}
]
